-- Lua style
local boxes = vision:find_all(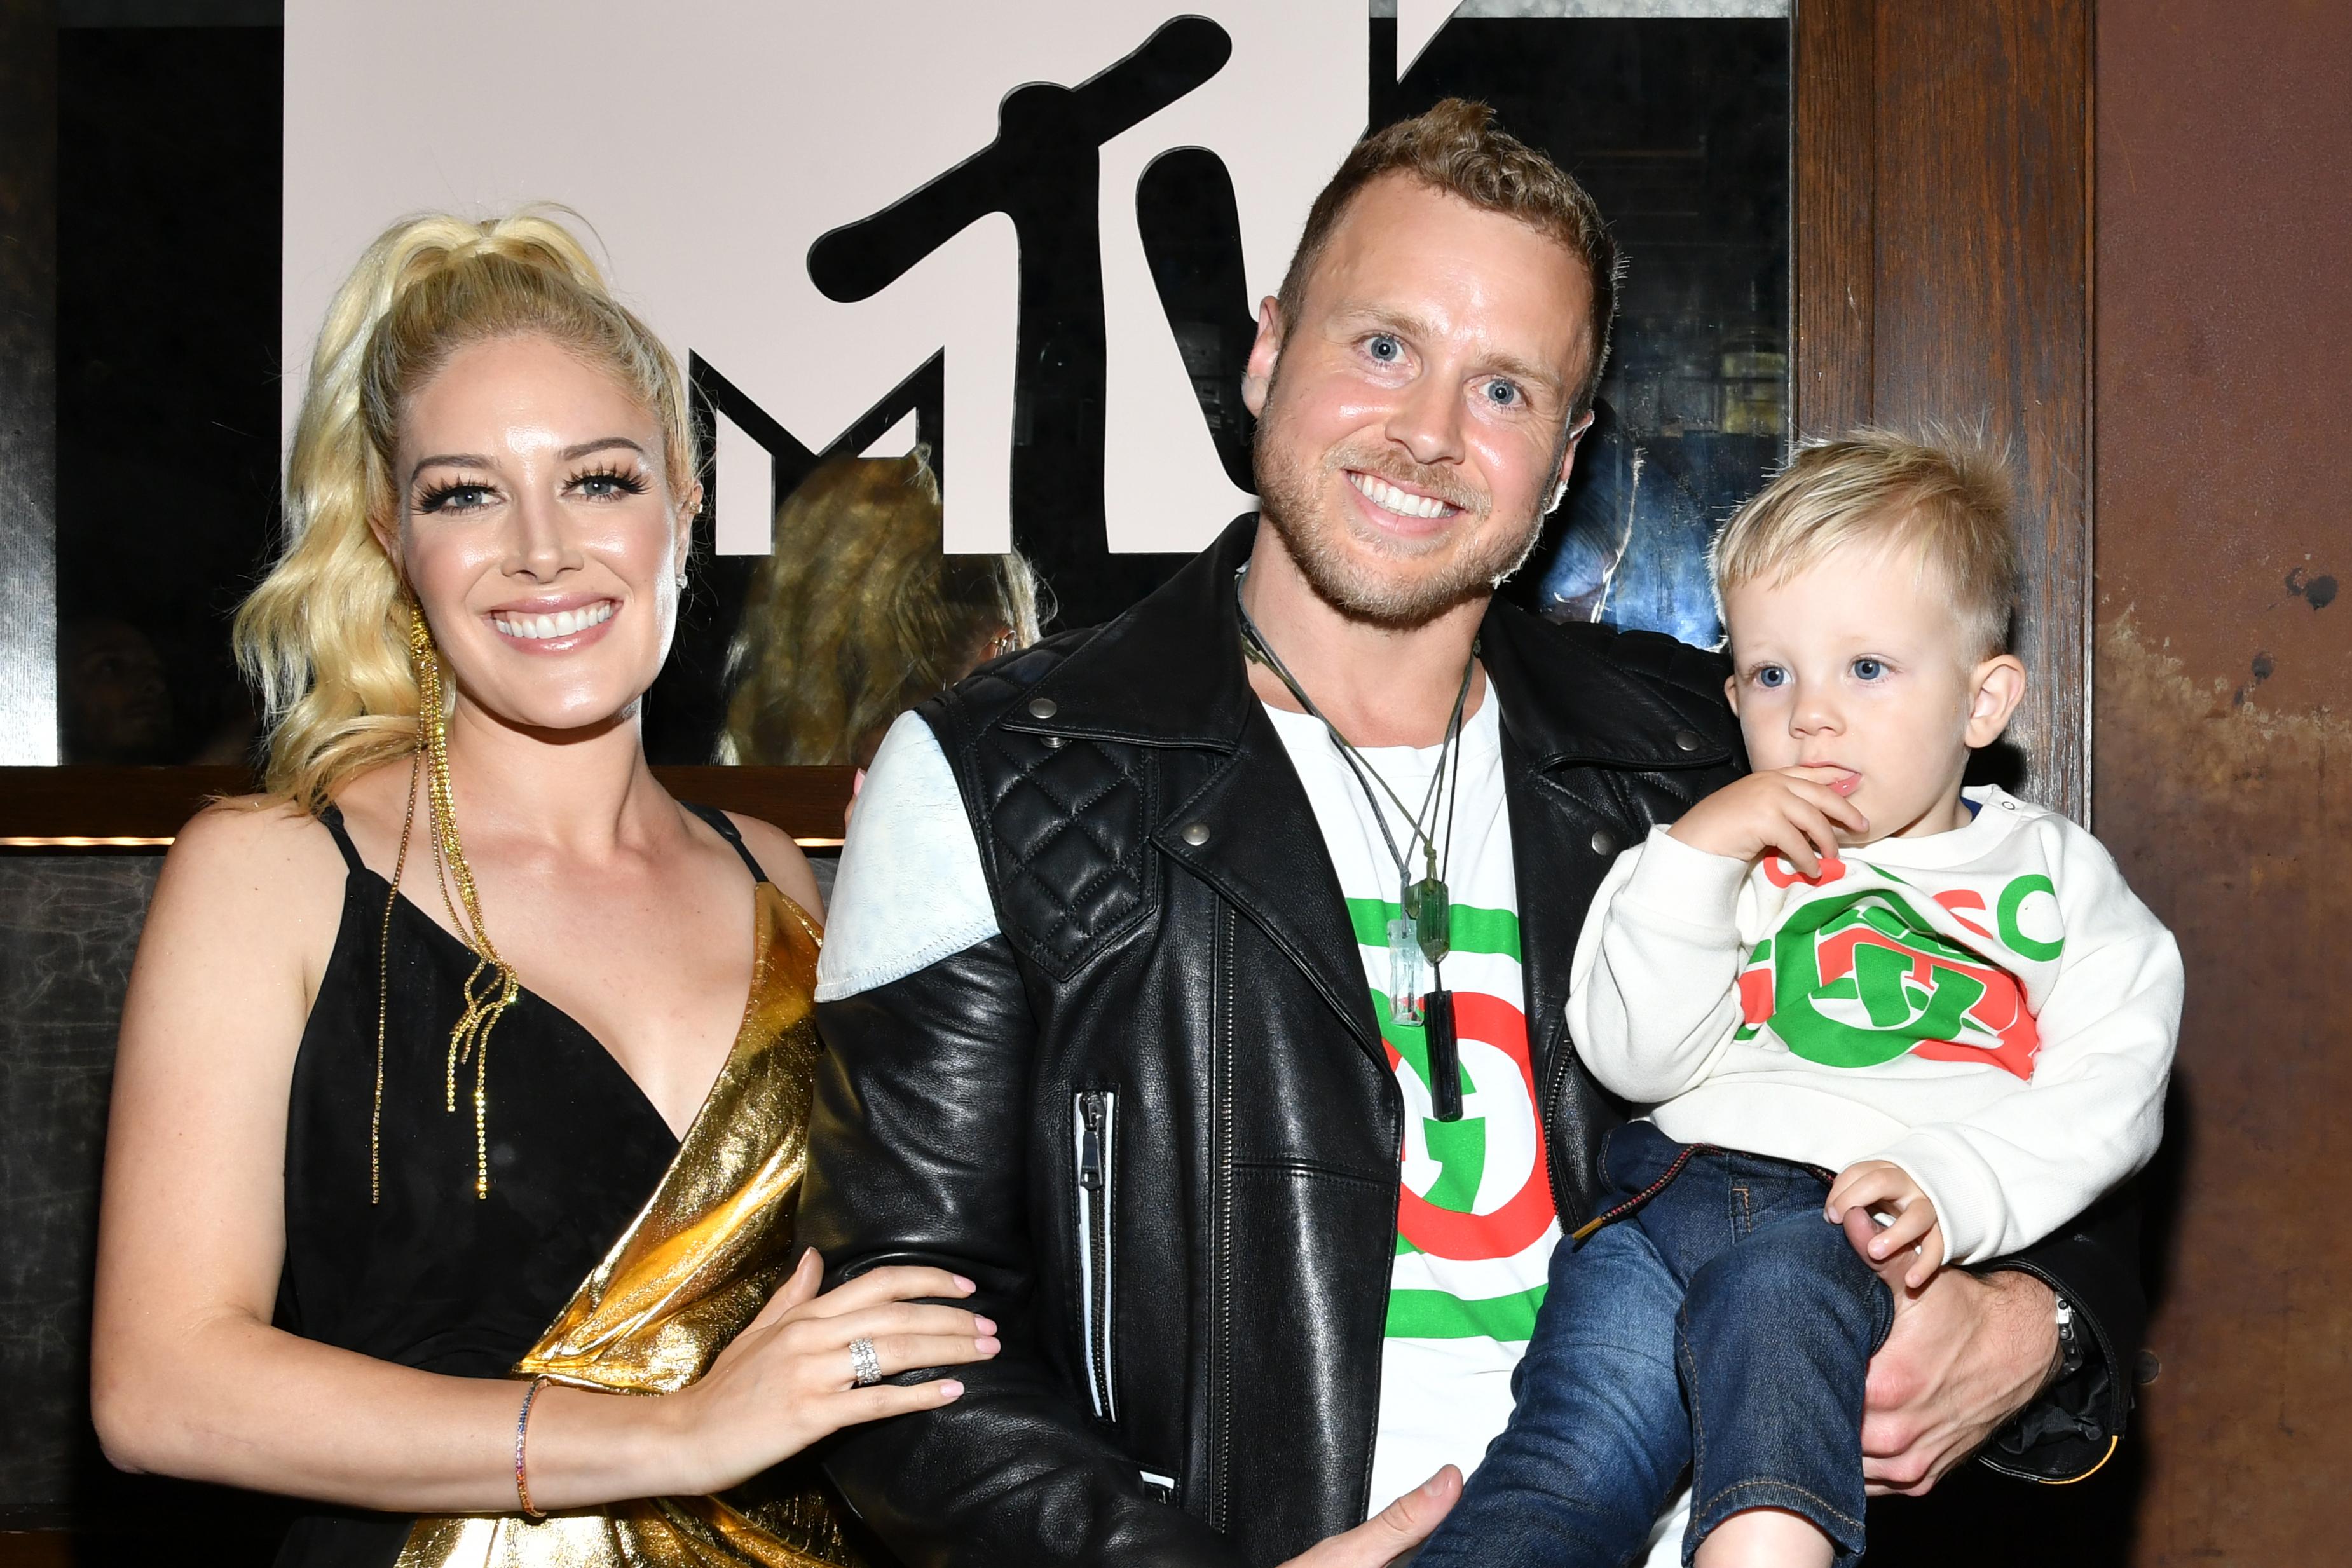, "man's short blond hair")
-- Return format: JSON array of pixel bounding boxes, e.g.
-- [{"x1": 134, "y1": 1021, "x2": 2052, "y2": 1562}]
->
[
  {"x1": 1275, "y1": 98, "x2": 1620, "y2": 419},
  {"x1": 1709, "y1": 428, "x2": 2023, "y2": 662}
]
